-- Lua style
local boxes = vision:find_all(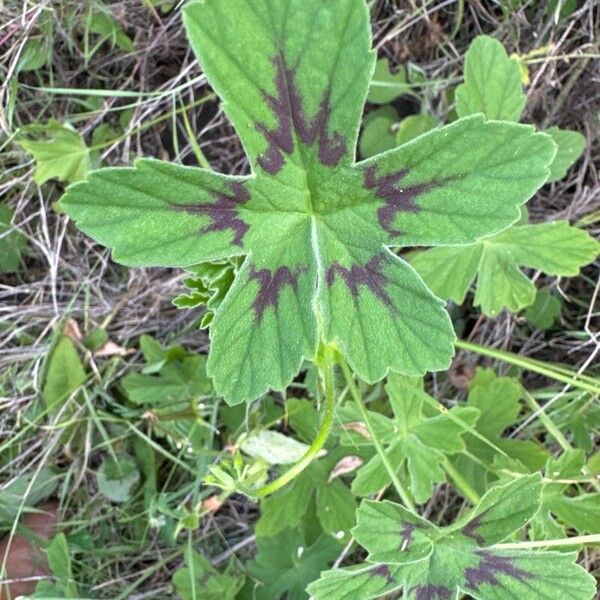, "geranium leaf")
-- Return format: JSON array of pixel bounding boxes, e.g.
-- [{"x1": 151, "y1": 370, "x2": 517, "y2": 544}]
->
[
  {"x1": 18, "y1": 119, "x2": 96, "y2": 184},
  {"x1": 456, "y1": 35, "x2": 526, "y2": 122},
  {"x1": 410, "y1": 221, "x2": 600, "y2": 316},
  {"x1": 367, "y1": 58, "x2": 410, "y2": 104},
  {"x1": 544, "y1": 126, "x2": 586, "y2": 182},
  {"x1": 0, "y1": 204, "x2": 27, "y2": 272},
  {"x1": 248, "y1": 529, "x2": 340, "y2": 600},
  {"x1": 59, "y1": 0, "x2": 556, "y2": 404},
  {"x1": 308, "y1": 475, "x2": 597, "y2": 600},
  {"x1": 342, "y1": 375, "x2": 479, "y2": 503}
]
